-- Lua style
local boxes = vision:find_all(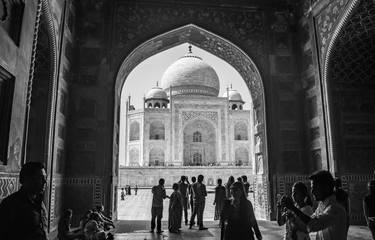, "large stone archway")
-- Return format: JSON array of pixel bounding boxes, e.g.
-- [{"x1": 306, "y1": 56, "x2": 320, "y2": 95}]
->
[
  {"x1": 321, "y1": 0, "x2": 375, "y2": 224},
  {"x1": 114, "y1": 24, "x2": 270, "y2": 219}
]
